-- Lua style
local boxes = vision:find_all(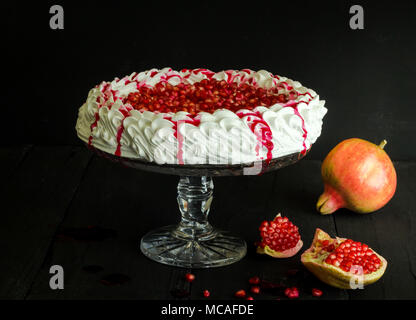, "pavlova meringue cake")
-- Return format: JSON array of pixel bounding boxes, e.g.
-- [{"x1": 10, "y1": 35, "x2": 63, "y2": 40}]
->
[{"x1": 76, "y1": 68, "x2": 327, "y2": 165}]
